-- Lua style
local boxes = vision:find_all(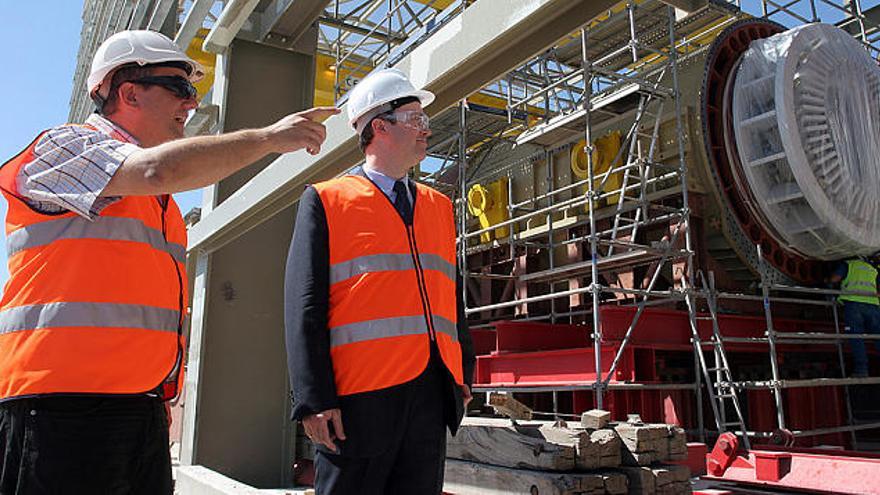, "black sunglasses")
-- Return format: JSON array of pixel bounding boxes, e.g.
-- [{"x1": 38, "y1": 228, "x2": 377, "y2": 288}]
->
[{"x1": 129, "y1": 76, "x2": 198, "y2": 100}]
